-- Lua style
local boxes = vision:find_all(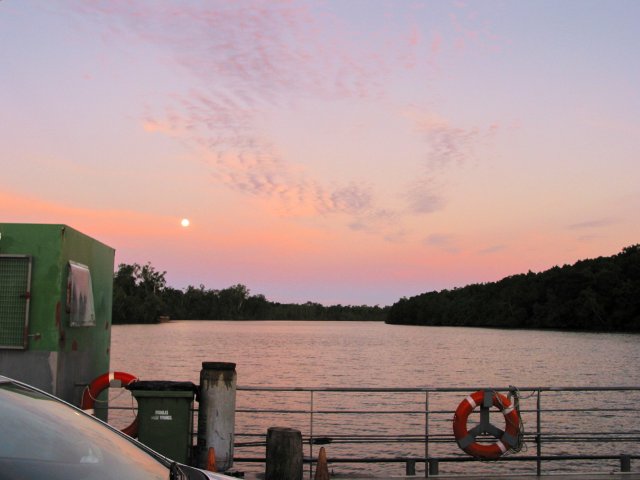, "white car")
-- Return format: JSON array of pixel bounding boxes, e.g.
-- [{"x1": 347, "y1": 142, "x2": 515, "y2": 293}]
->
[{"x1": 0, "y1": 375, "x2": 237, "y2": 480}]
